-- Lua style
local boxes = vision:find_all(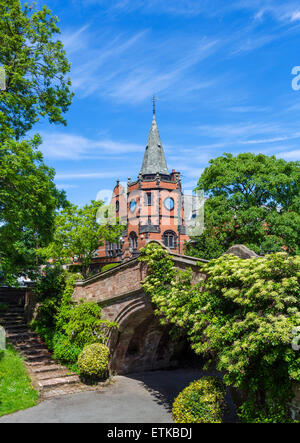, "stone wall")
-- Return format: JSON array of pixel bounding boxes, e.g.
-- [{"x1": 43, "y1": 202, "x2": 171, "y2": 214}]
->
[
  {"x1": 73, "y1": 258, "x2": 147, "y2": 305},
  {"x1": 72, "y1": 252, "x2": 206, "y2": 374}
]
